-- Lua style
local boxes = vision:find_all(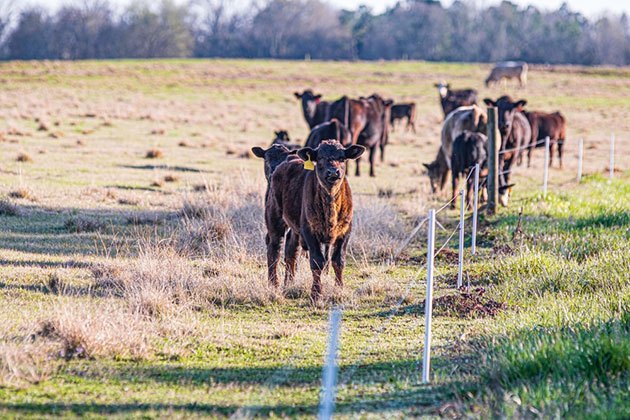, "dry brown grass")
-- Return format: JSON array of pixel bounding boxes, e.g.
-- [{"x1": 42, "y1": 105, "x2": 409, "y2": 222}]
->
[
  {"x1": 350, "y1": 198, "x2": 408, "y2": 261},
  {"x1": 0, "y1": 341, "x2": 56, "y2": 388},
  {"x1": 8, "y1": 188, "x2": 34, "y2": 200},
  {"x1": 145, "y1": 149, "x2": 163, "y2": 159},
  {"x1": 64, "y1": 215, "x2": 104, "y2": 233},
  {"x1": 16, "y1": 152, "x2": 32, "y2": 162}
]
